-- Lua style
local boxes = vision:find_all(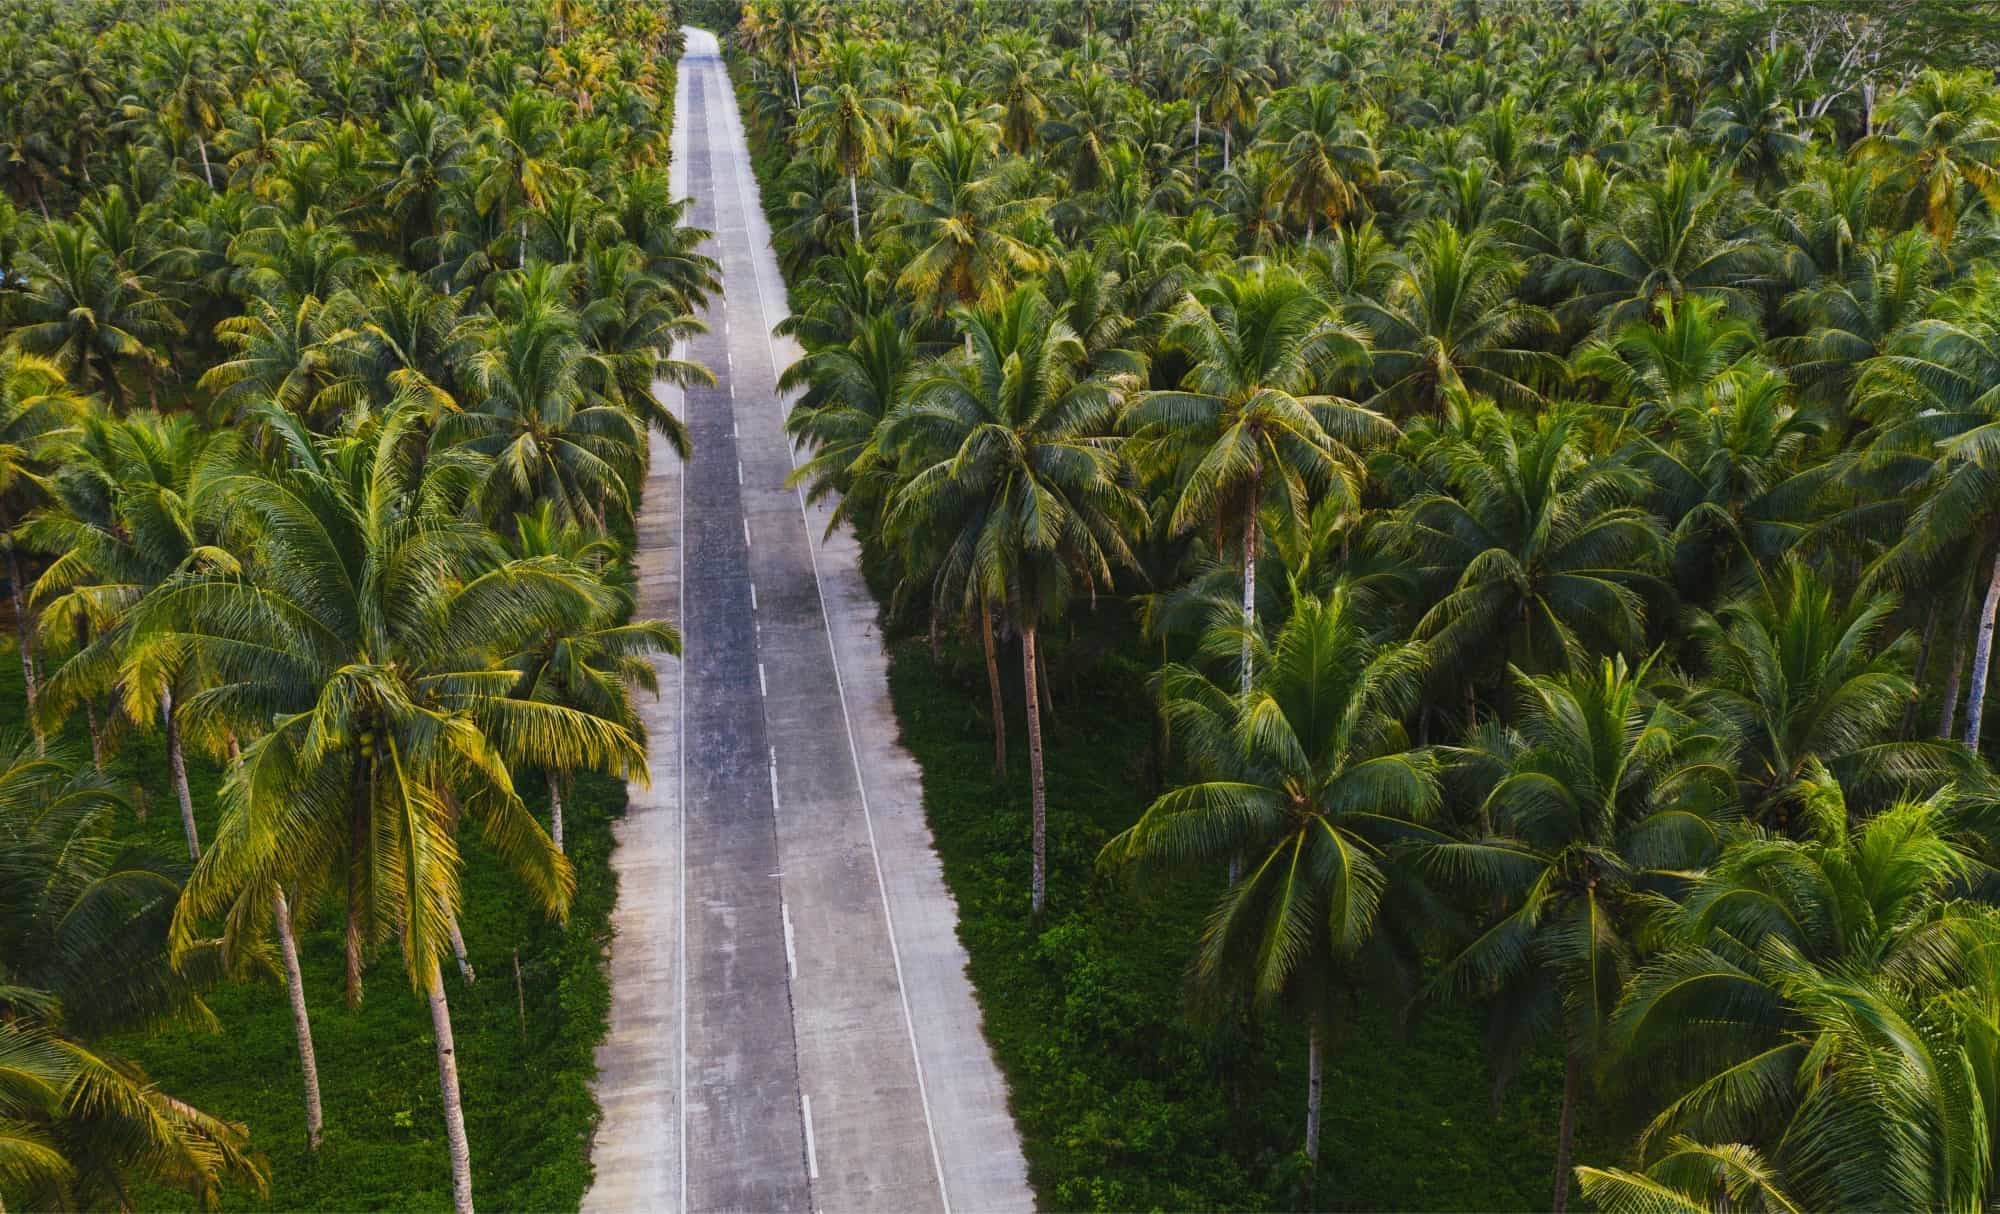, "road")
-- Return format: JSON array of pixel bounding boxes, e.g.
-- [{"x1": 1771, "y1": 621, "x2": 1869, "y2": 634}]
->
[{"x1": 584, "y1": 28, "x2": 1031, "y2": 1214}]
